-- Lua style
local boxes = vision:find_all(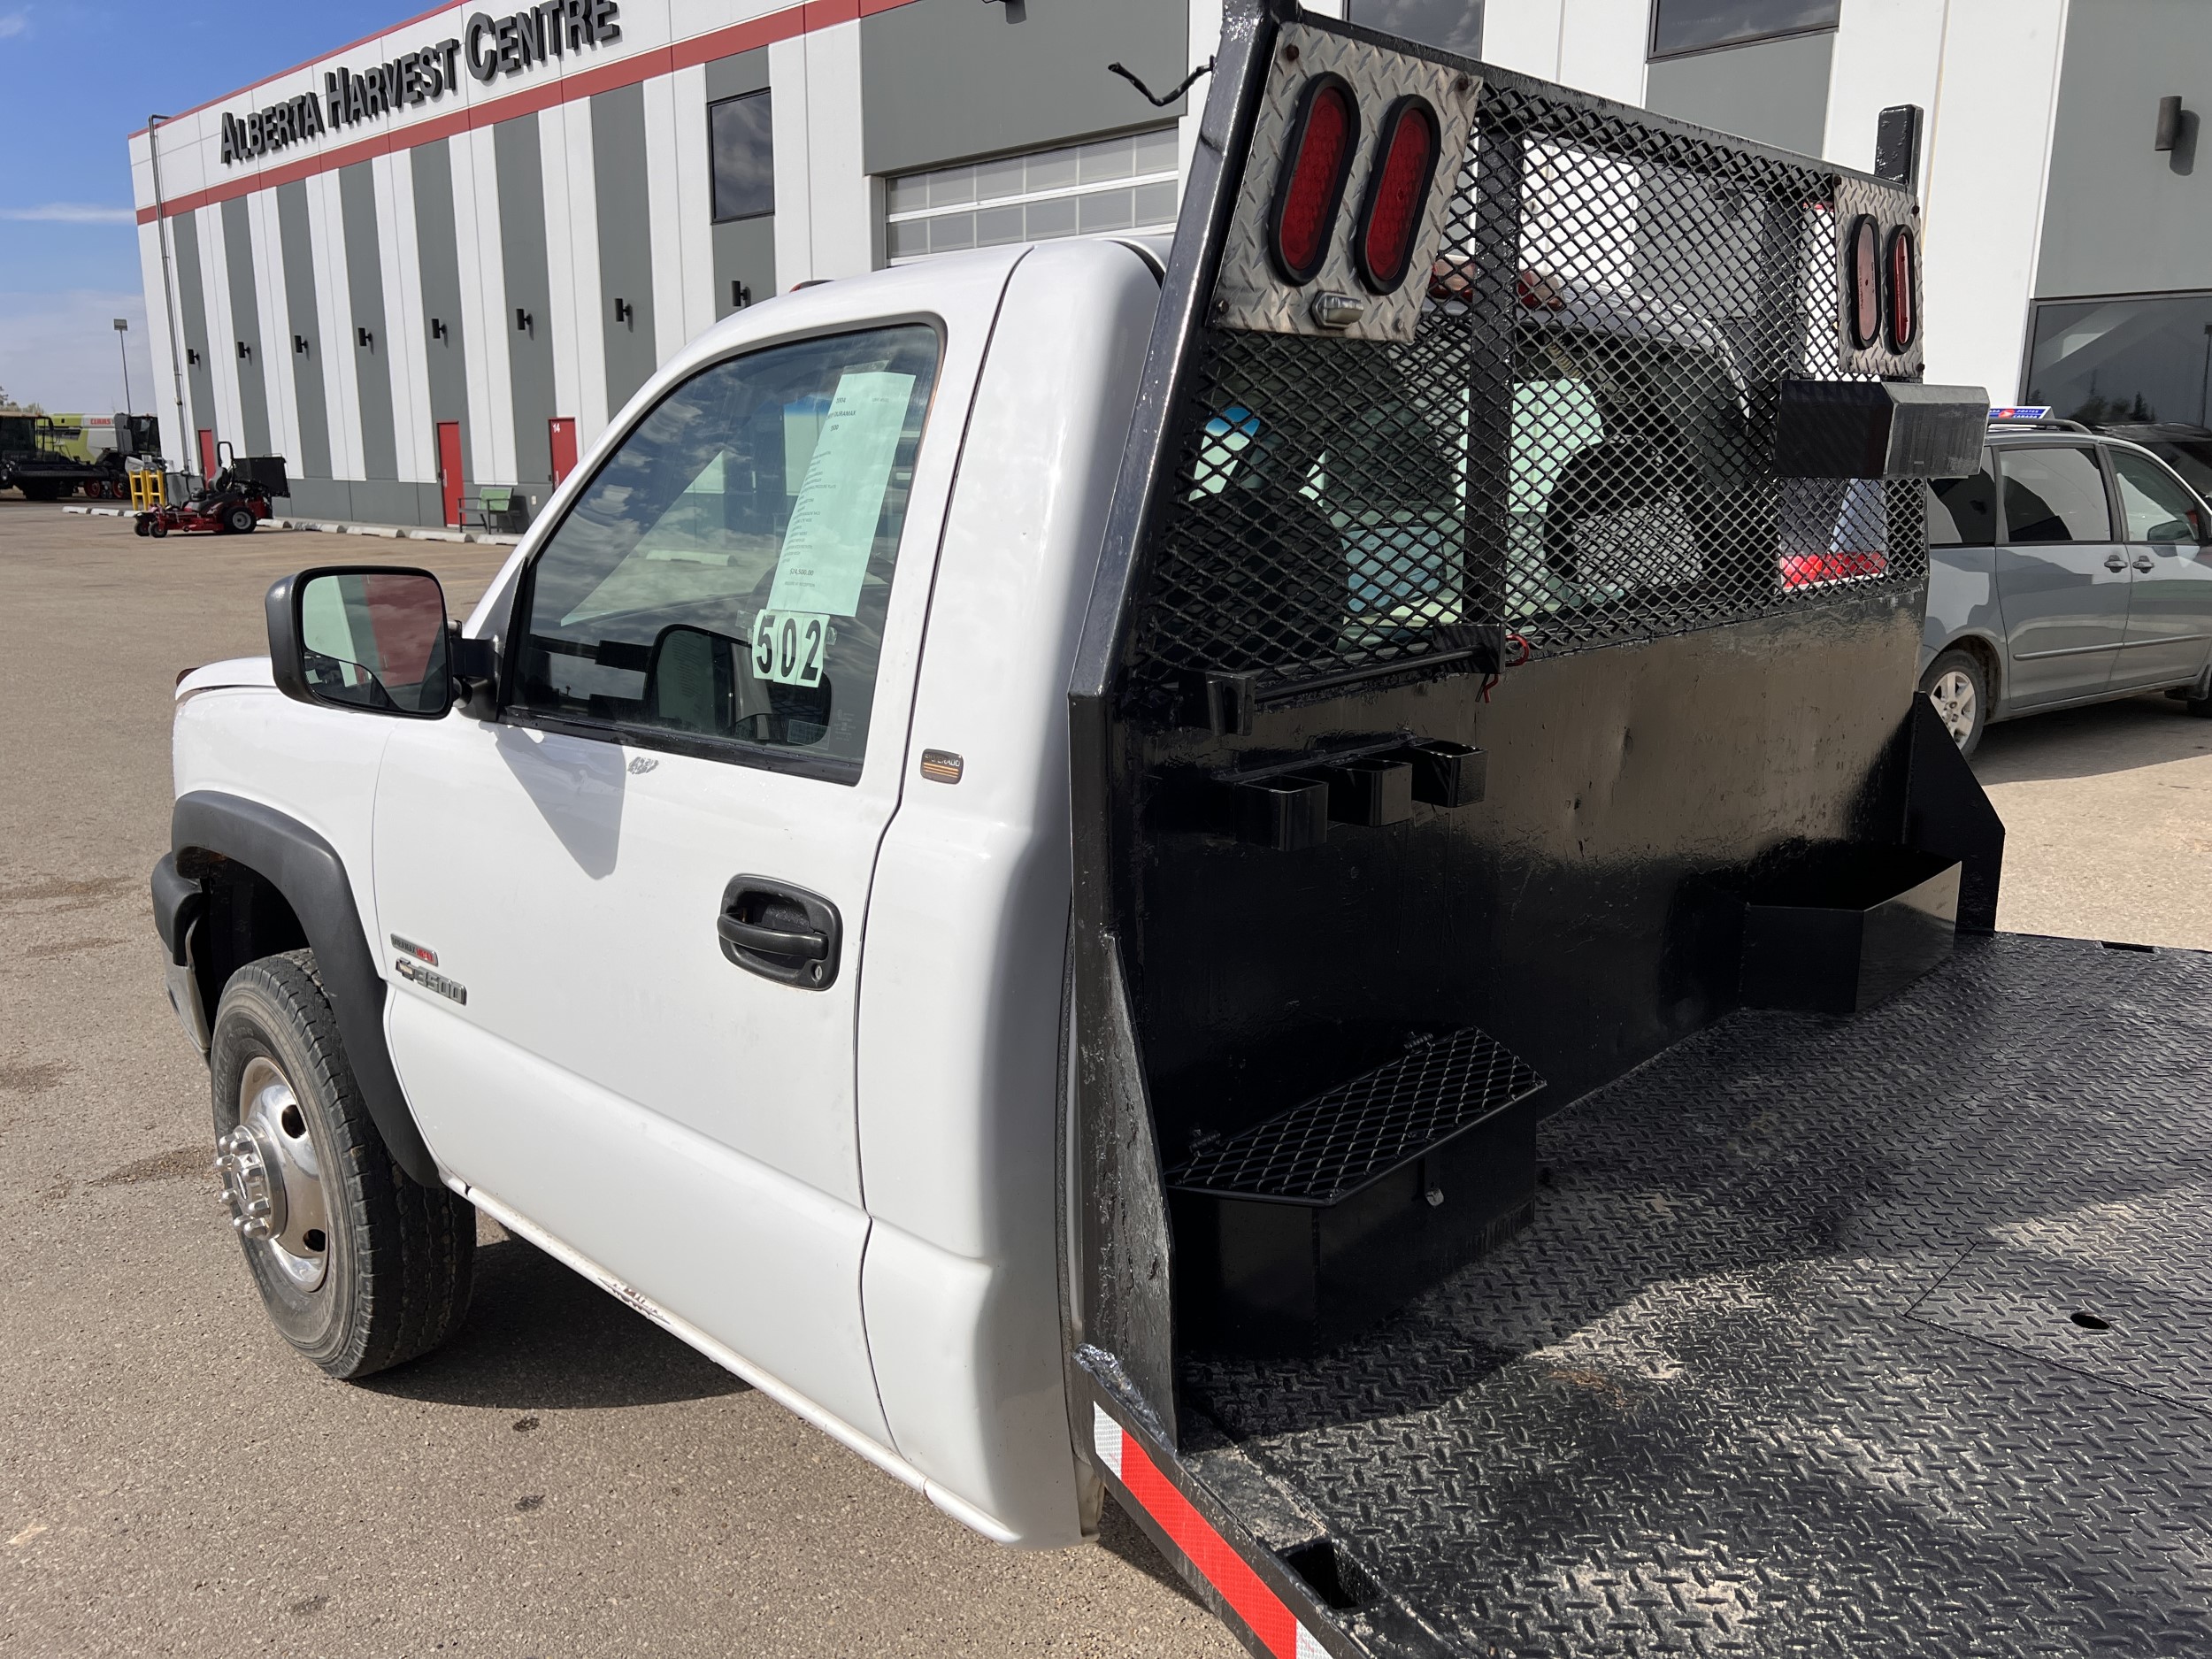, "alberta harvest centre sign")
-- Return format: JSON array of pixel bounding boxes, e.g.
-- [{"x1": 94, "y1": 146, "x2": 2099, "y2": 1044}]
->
[{"x1": 218, "y1": 2, "x2": 624, "y2": 166}]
